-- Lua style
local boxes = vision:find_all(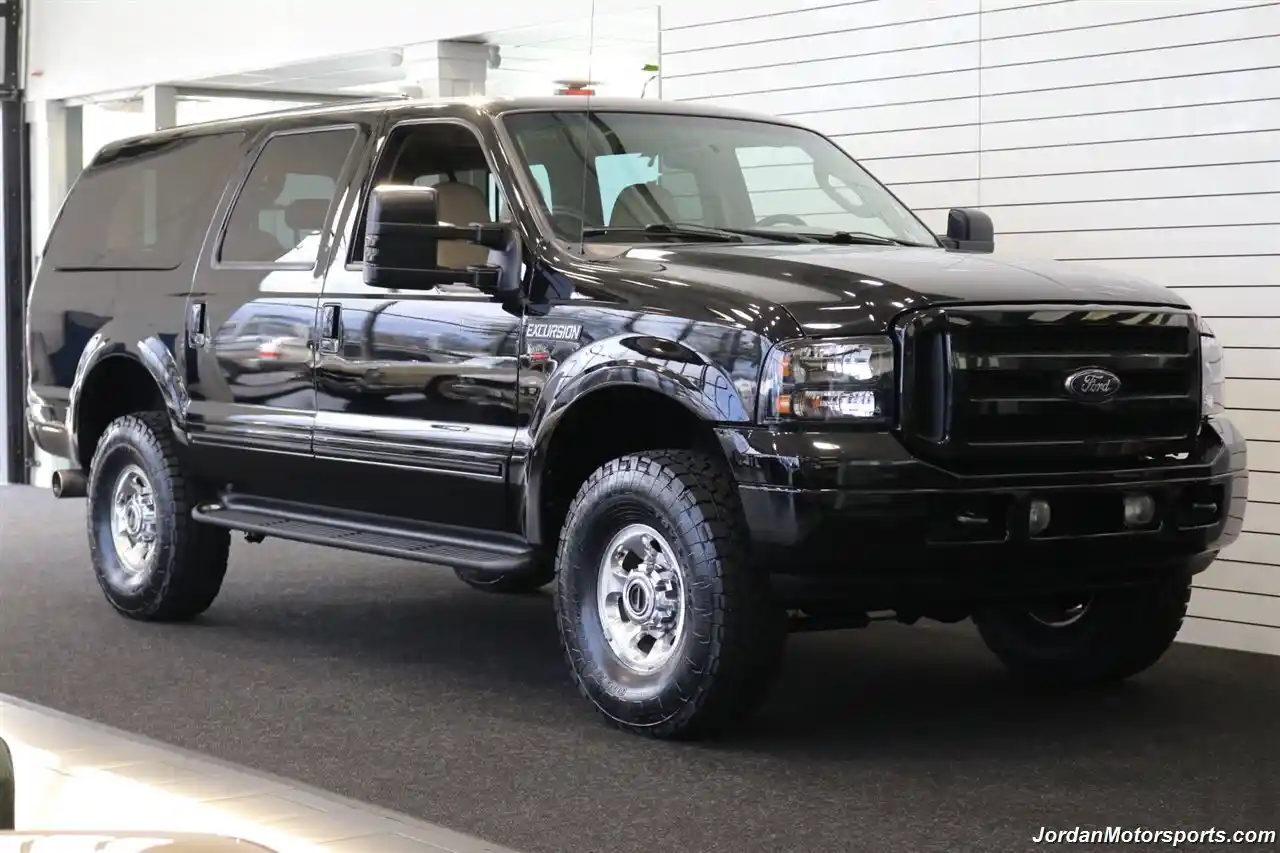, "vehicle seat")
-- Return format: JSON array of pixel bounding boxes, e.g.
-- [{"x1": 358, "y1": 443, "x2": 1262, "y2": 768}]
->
[
  {"x1": 283, "y1": 198, "x2": 332, "y2": 238},
  {"x1": 434, "y1": 181, "x2": 491, "y2": 268},
  {"x1": 609, "y1": 181, "x2": 680, "y2": 228}
]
